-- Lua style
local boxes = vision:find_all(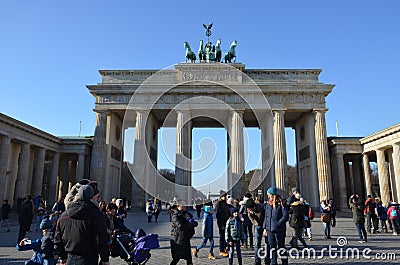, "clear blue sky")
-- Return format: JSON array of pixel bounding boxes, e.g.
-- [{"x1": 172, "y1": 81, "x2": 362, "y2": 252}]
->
[{"x1": 1, "y1": 1, "x2": 399, "y2": 193}]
